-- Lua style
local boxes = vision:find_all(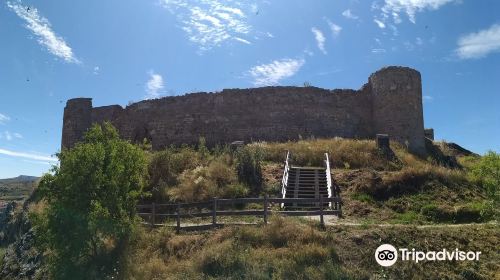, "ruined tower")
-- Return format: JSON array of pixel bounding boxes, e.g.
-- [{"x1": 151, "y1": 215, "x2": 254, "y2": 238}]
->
[
  {"x1": 370, "y1": 66, "x2": 426, "y2": 155},
  {"x1": 61, "y1": 98, "x2": 92, "y2": 150}
]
